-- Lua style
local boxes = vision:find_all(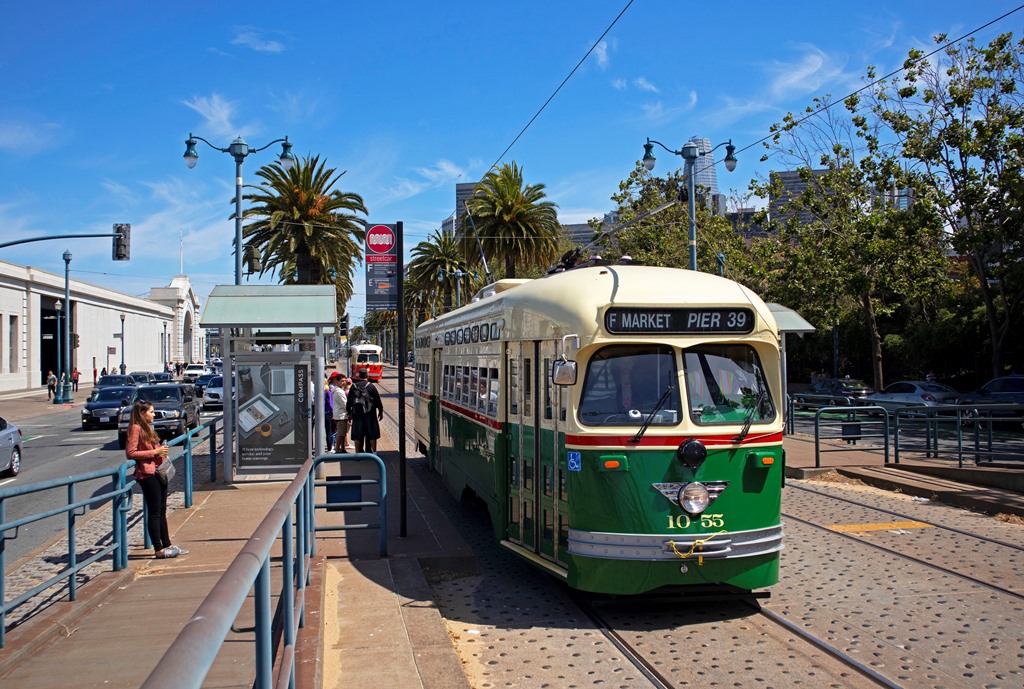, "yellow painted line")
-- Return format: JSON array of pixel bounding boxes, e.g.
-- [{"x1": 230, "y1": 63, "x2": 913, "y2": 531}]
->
[{"x1": 828, "y1": 521, "x2": 932, "y2": 533}]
